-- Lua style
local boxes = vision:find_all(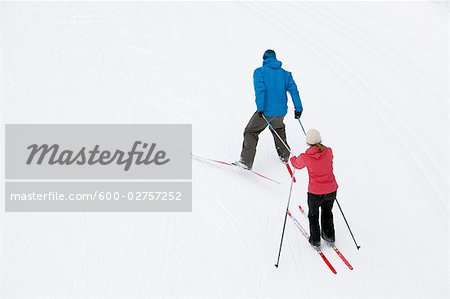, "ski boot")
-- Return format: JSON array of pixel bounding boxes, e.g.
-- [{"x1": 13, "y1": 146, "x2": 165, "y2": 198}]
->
[
  {"x1": 321, "y1": 232, "x2": 335, "y2": 245},
  {"x1": 279, "y1": 155, "x2": 289, "y2": 164},
  {"x1": 309, "y1": 239, "x2": 321, "y2": 250},
  {"x1": 231, "y1": 161, "x2": 251, "y2": 170}
]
